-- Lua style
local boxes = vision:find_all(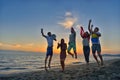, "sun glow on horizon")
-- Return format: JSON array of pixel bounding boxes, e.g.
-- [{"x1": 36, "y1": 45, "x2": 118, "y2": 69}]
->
[{"x1": 0, "y1": 41, "x2": 119, "y2": 54}]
